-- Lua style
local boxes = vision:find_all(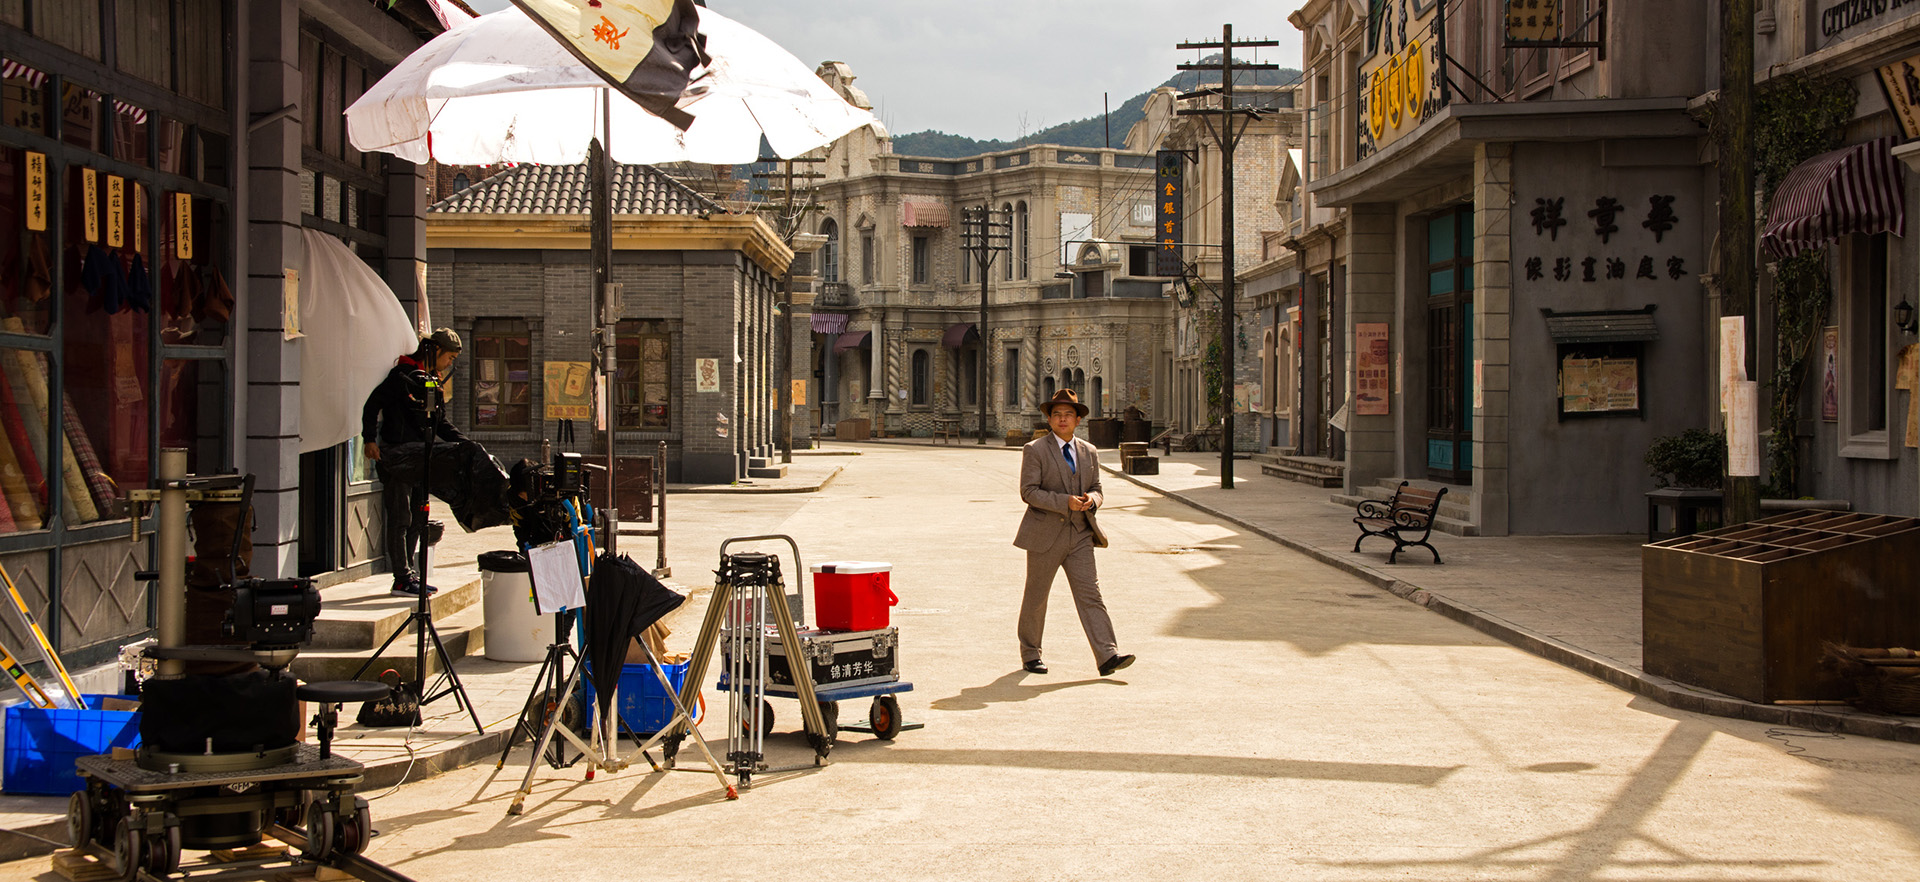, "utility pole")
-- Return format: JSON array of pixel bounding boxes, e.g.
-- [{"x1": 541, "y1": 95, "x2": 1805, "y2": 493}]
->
[
  {"x1": 589, "y1": 135, "x2": 618, "y2": 553},
  {"x1": 1719, "y1": 0, "x2": 1758, "y2": 524},
  {"x1": 961, "y1": 205, "x2": 1011, "y2": 444},
  {"x1": 1176, "y1": 24, "x2": 1278, "y2": 490},
  {"x1": 751, "y1": 156, "x2": 825, "y2": 464}
]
